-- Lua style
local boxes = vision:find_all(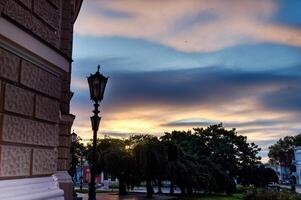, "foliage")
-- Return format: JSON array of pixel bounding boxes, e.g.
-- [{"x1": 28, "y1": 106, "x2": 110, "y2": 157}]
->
[
  {"x1": 243, "y1": 188, "x2": 301, "y2": 200},
  {"x1": 69, "y1": 136, "x2": 86, "y2": 180},
  {"x1": 162, "y1": 124, "x2": 260, "y2": 194},
  {"x1": 81, "y1": 124, "x2": 261, "y2": 197},
  {"x1": 268, "y1": 136, "x2": 297, "y2": 167},
  {"x1": 129, "y1": 135, "x2": 168, "y2": 197},
  {"x1": 109, "y1": 182, "x2": 119, "y2": 189},
  {"x1": 86, "y1": 138, "x2": 139, "y2": 195},
  {"x1": 236, "y1": 185, "x2": 252, "y2": 194},
  {"x1": 237, "y1": 165, "x2": 278, "y2": 187},
  {"x1": 176, "y1": 194, "x2": 243, "y2": 200}
]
